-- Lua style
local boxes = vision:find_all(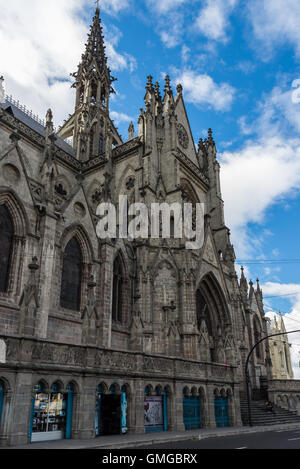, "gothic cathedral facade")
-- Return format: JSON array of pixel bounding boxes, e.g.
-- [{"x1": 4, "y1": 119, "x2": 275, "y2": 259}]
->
[{"x1": 0, "y1": 8, "x2": 272, "y2": 445}]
